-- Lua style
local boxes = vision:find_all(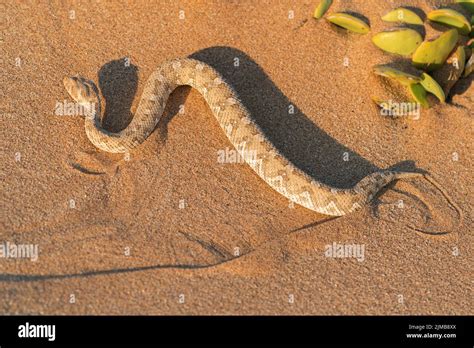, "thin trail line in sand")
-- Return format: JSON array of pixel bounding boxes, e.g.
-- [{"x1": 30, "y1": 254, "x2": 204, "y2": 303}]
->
[
  {"x1": 406, "y1": 174, "x2": 463, "y2": 236},
  {"x1": 379, "y1": 173, "x2": 464, "y2": 236},
  {"x1": 289, "y1": 216, "x2": 341, "y2": 233},
  {"x1": 1, "y1": 175, "x2": 462, "y2": 282},
  {"x1": 0, "y1": 214, "x2": 340, "y2": 282}
]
